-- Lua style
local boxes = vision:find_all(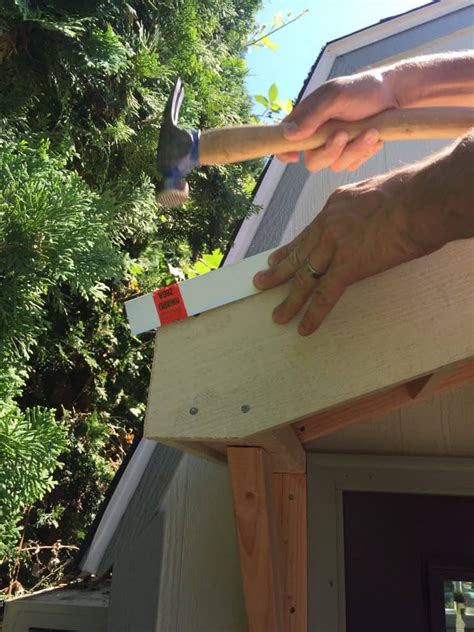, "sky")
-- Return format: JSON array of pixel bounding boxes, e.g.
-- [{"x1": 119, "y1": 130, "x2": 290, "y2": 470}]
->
[{"x1": 245, "y1": 0, "x2": 430, "y2": 111}]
